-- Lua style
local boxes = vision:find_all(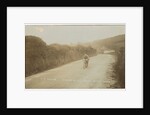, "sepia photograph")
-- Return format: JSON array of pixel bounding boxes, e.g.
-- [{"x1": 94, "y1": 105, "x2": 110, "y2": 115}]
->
[
  {"x1": 25, "y1": 24, "x2": 125, "y2": 89},
  {"x1": 7, "y1": 6, "x2": 143, "y2": 108}
]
